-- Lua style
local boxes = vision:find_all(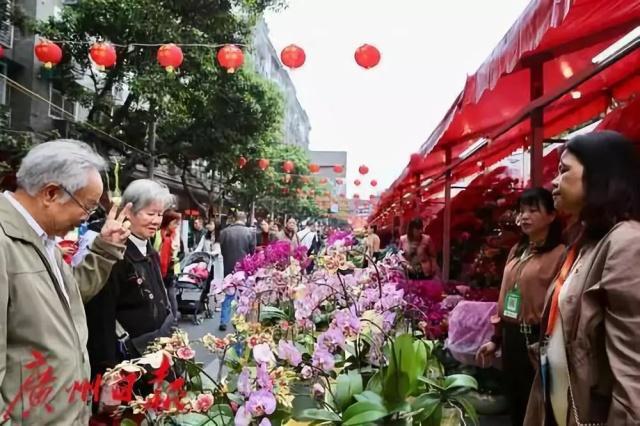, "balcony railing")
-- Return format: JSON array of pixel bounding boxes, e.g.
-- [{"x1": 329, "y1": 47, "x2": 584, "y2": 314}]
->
[{"x1": 0, "y1": 0, "x2": 14, "y2": 48}]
